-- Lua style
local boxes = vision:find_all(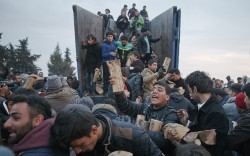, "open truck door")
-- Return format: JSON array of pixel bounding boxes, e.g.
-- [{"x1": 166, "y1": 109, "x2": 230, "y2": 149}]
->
[{"x1": 73, "y1": 5, "x2": 181, "y2": 97}]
